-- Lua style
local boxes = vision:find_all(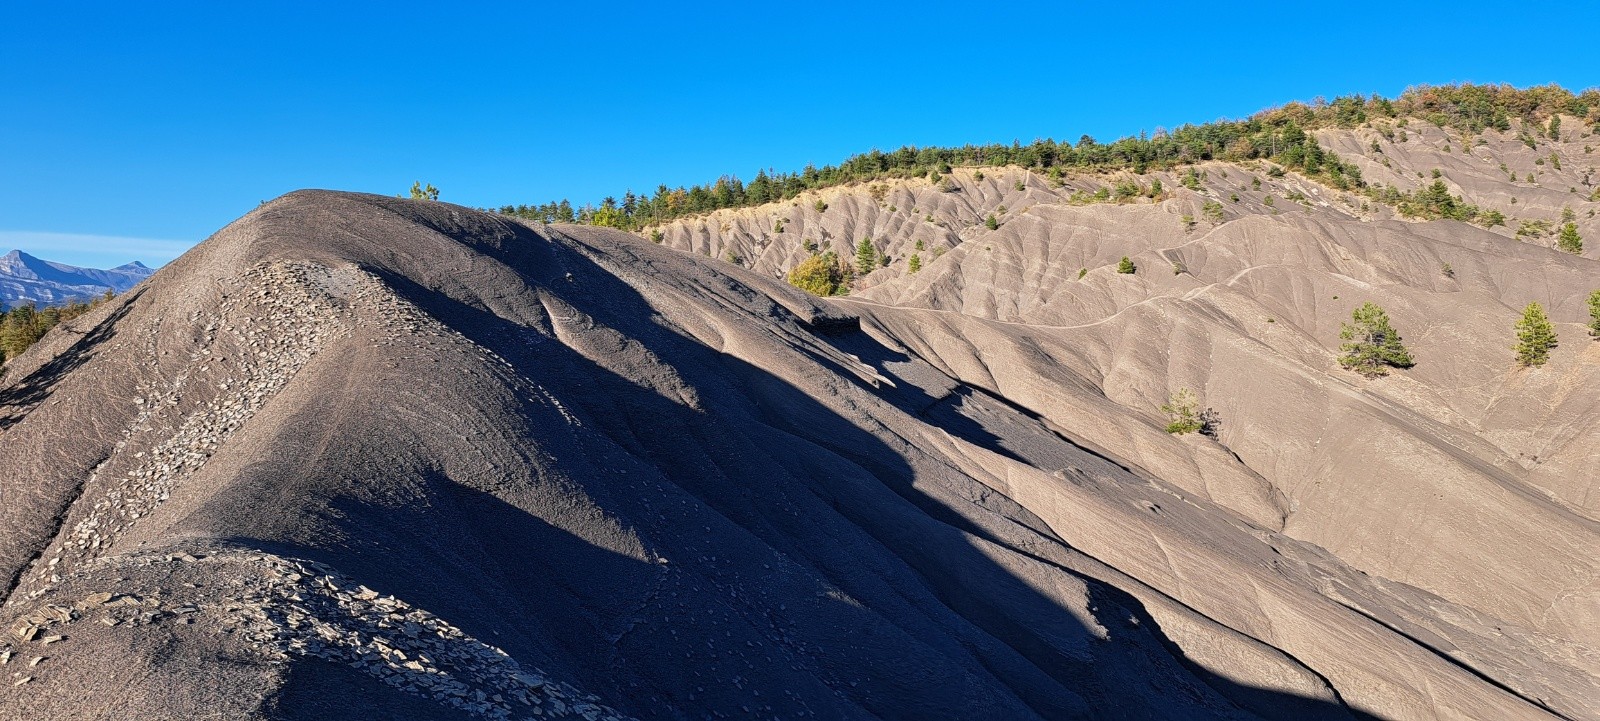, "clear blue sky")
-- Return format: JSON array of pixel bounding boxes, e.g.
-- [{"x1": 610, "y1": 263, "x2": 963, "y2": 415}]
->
[{"x1": 3, "y1": 1, "x2": 1596, "y2": 269}]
